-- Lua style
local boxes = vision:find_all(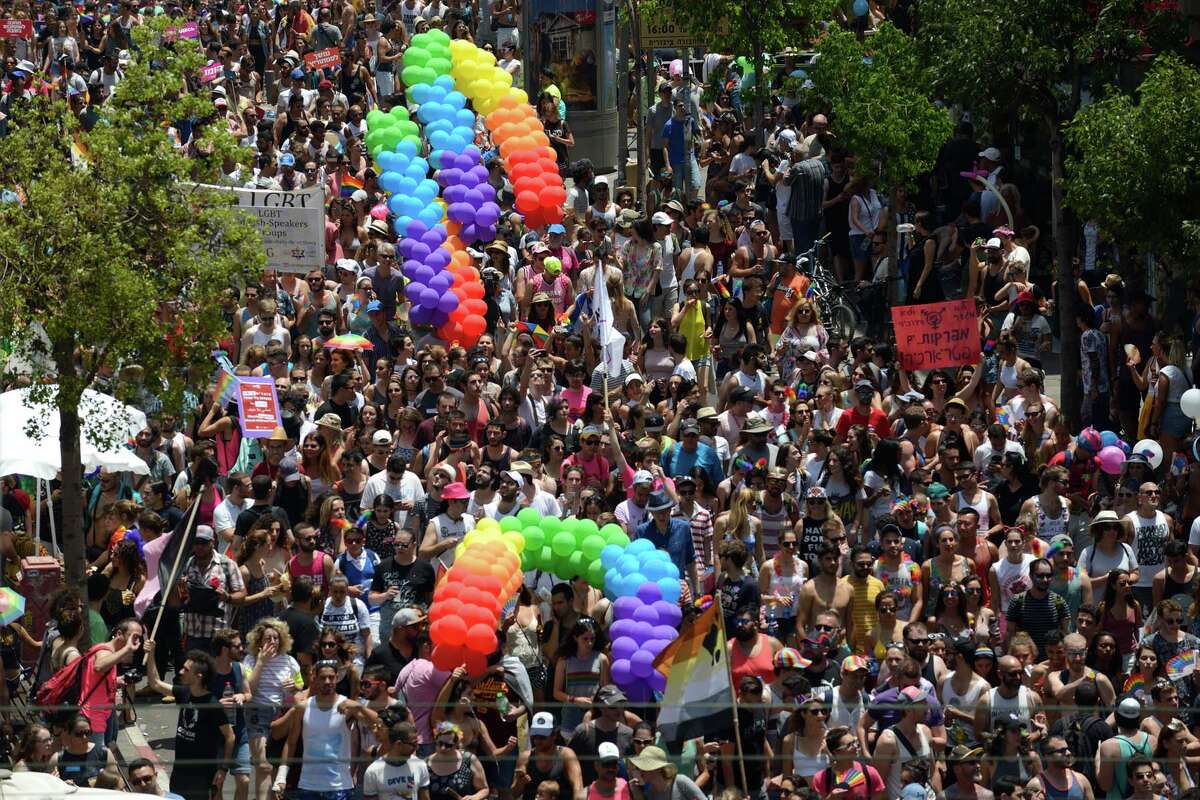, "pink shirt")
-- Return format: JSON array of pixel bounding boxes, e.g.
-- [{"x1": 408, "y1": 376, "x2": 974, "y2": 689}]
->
[
  {"x1": 560, "y1": 386, "x2": 592, "y2": 423},
  {"x1": 562, "y1": 453, "x2": 610, "y2": 488},
  {"x1": 587, "y1": 778, "x2": 631, "y2": 800},
  {"x1": 395, "y1": 658, "x2": 451, "y2": 744}
]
